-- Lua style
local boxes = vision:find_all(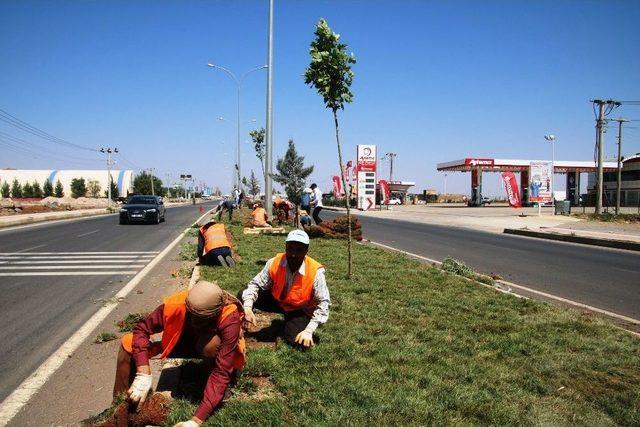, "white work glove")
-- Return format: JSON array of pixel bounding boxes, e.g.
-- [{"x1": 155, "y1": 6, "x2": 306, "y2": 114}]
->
[
  {"x1": 174, "y1": 421, "x2": 199, "y2": 427},
  {"x1": 243, "y1": 307, "x2": 257, "y2": 328},
  {"x1": 294, "y1": 330, "x2": 314, "y2": 347},
  {"x1": 127, "y1": 372, "x2": 152, "y2": 409}
]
